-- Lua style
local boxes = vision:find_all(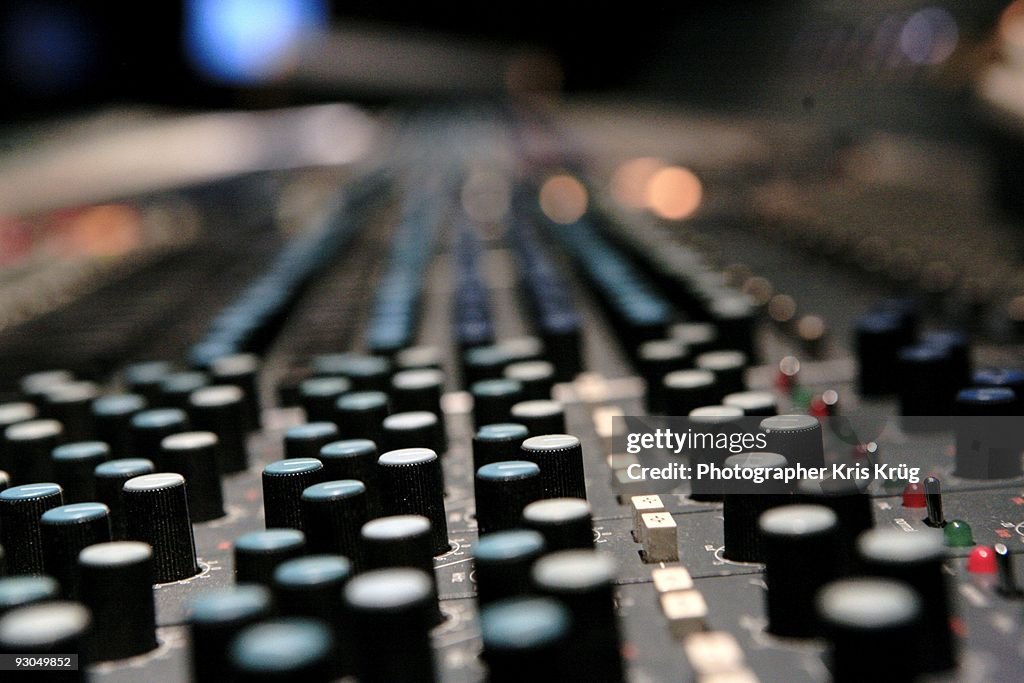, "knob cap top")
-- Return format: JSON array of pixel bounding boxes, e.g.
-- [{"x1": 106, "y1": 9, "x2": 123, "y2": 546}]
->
[
  {"x1": 264, "y1": 458, "x2": 323, "y2": 475},
  {"x1": 41, "y1": 502, "x2": 109, "y2": 525},
  {"x1": 521, "y1": 434, "x2": 578, "y2": 451},
  {"x1": 274, "y1": 554, "x2": 352, "y2": 588},
  {"x1": 475, "y1": 529, "x2": 545, "y2": 562},
  {"x1": 235, "y1": 529, "x2": 306, "y2": 552},
  {"x1": 361, "y1": 514, "x2": 430, "y2": 540},
  {"x1": 759, "y1": 504, "x2": 837, "y2": 536},
  {"x1": 857, "y1": 528, "x2": 944, "y2": 563},
  {"x1": 301, "y1": 480, "x2": 365, "y2": 501},
  {"x1": 229, "y1": 618, "x2": 332, "y2": 673},
  {"x1": 817, "y1": 578, "x2": 920, "y2": 628},
  {"x1": 0, "y1": 601, "x2": 90, "y2": 647},
  {"x1": 523, "y1": 498, "x2": 590, "y2": 523},
  {"x1": 344, "y1": 567, "x2": 432, "y2": 610},
  {"x1": 123, "y1": 472, "x2": 185, "y2": 492},
  {"x1": 78, "y1": 540, "x2": 152, "y2": 566},
  {"x1": 378, "y1": 448, "x2": 436, "y2": 466},
  {"x1": 1, "y1": 482, "x2": 62, "y2": 501},
  {"x1": 5, "y1": 419, "x2": 62, "y2": 441},
  {"x1": 190, "y1": 584, "x2": 271, "y2": 624},
  {"x1": 481, "y1": 596, "x2": 570, "y2": 649},
  {"x1": 532, "y1": 550, "x2": 614, "y2": 591}
]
